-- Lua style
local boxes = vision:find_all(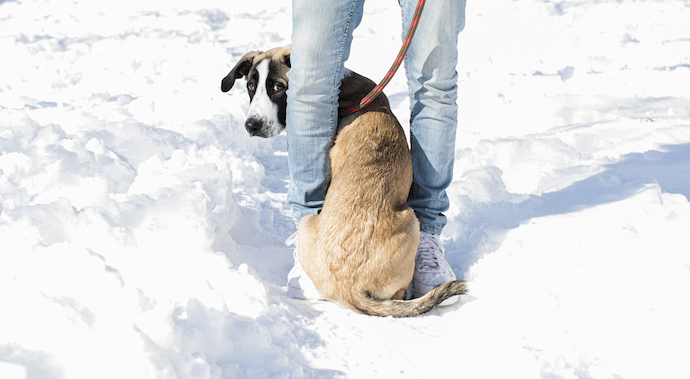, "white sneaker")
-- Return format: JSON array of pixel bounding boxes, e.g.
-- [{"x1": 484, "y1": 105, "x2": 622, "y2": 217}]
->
[
  {"x1": 406, "y1": 231, "x2": 458, "y2": 305},
  {"x1": 286, "y1": 233, "x2": 325, "y2": 300}
]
